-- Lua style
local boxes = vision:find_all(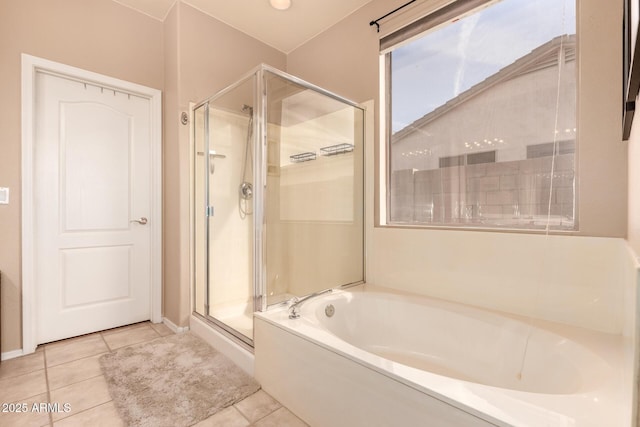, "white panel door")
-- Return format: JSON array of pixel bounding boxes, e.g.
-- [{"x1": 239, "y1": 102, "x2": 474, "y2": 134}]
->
[{"x1": 34, "y1": 71, "x2": 152, "y2": 344}]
